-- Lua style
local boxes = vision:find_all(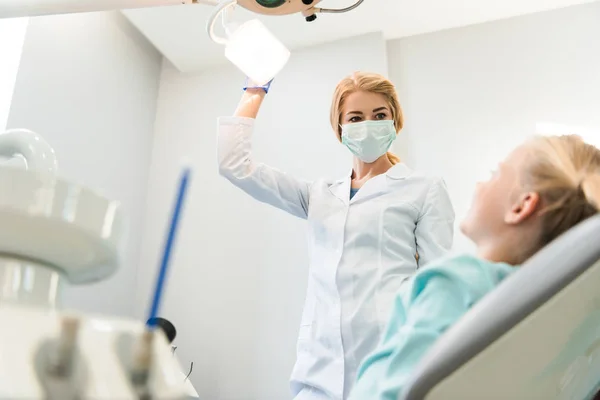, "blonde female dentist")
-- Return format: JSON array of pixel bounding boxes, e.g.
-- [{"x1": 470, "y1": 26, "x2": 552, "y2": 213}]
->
[{"x1": 217, "y1": 72, "x2": 455, "y2": 400}]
